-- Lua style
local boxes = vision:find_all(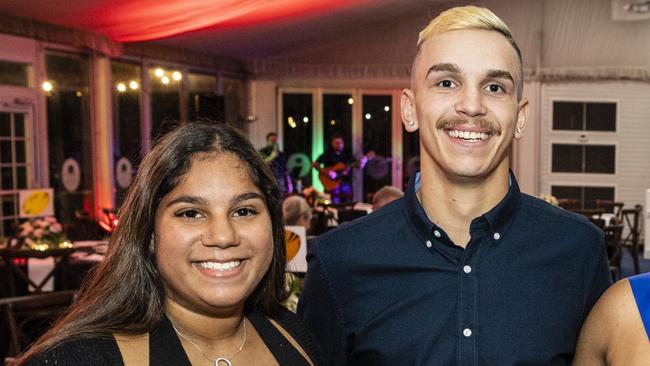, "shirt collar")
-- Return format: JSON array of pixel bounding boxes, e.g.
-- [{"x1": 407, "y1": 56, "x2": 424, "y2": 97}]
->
[{"x1": 404, "y1": 170, "x2": 522, "y2": 245}]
